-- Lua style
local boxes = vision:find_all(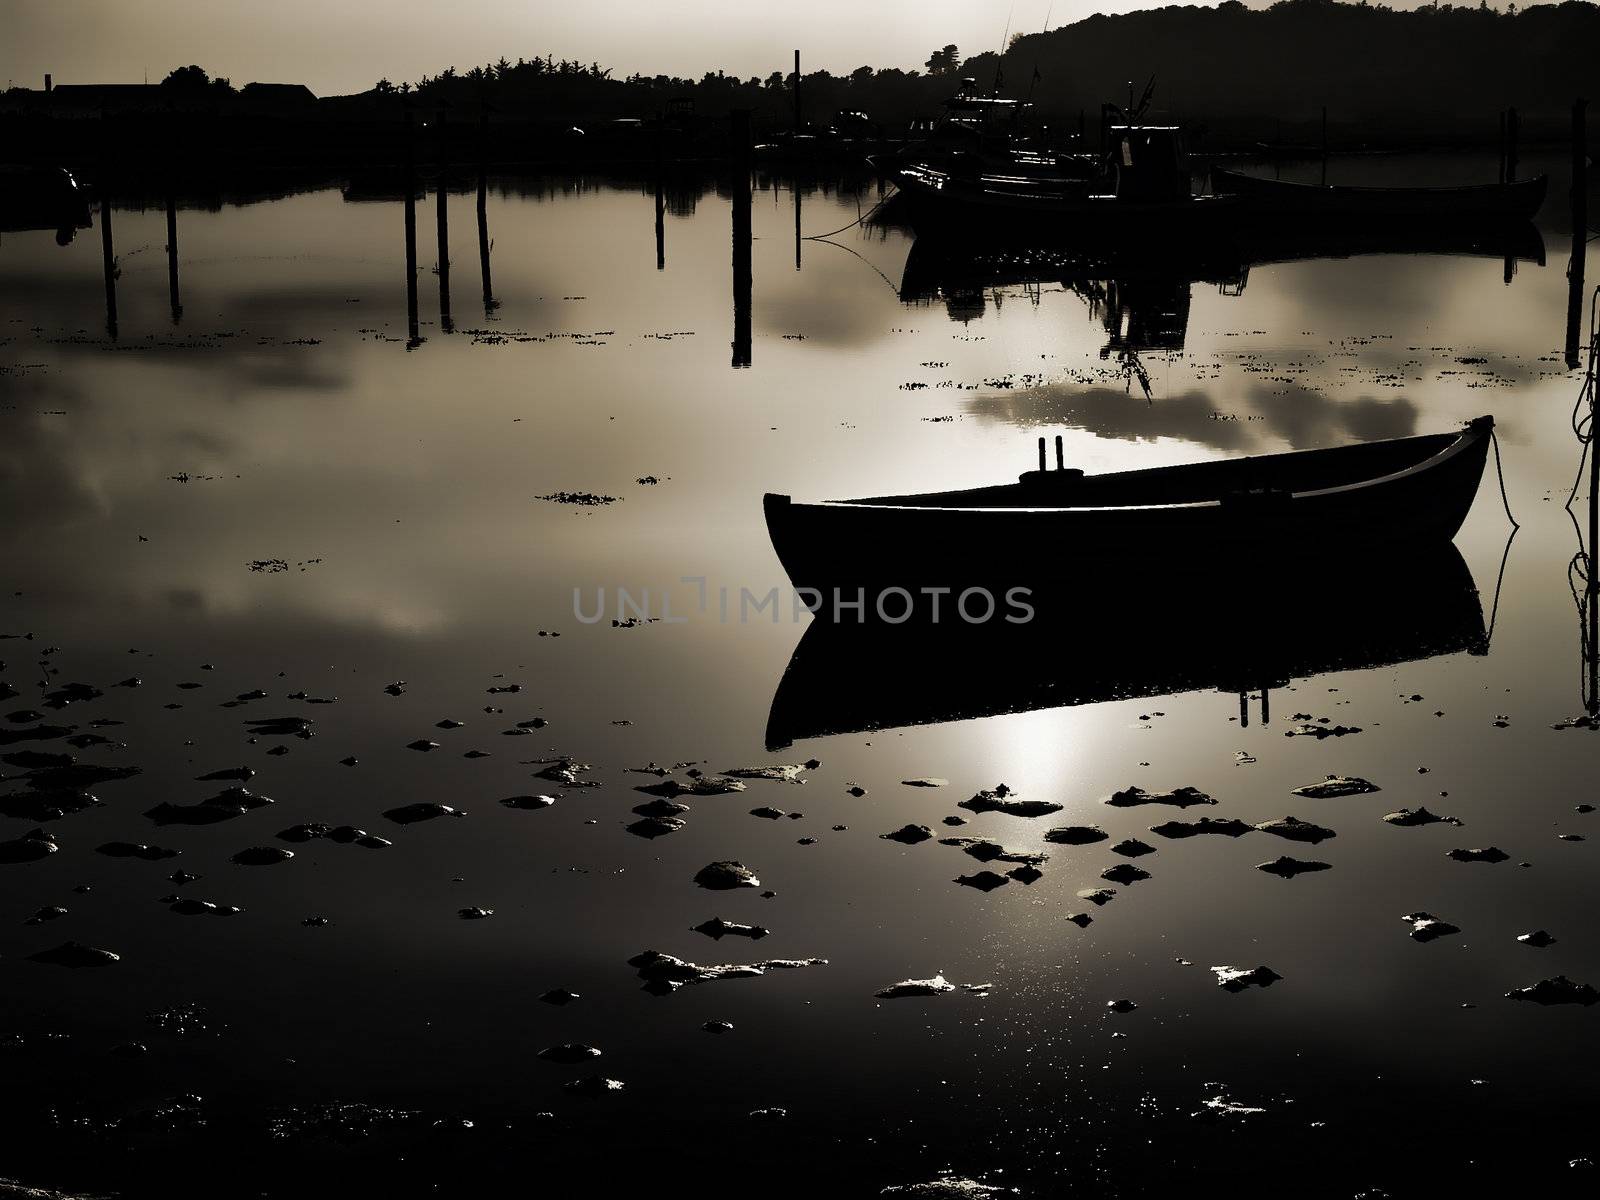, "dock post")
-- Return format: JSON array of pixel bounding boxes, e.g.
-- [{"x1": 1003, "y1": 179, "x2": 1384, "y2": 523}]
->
[
  {"x1": 165, "y1": 190, "x2": 182, "y2": 323},
  {"x1": 1037, "y1": 437, "x2": 1046, "y2": 472},
  {"x1": 1054, "y1": 435, "x2": 1064, "y2": 470},
  {"x1": 1566, "y1": 98, "x2": 1587, "y2": 370},
  {"x1": 436, "y1": 105, "x2": 452, "y2": 333},
  {"x1": 654, "y1": 109, "x2": 666, "y2": 271},
  {"x1": 731, "y1": 109, "x2": 752, "y2": 369},
  {"x1": 477, "y1": 106, "x2": 495, "y2": 313},
  {"x1": 404, "y1": 106, "x2": 421, "y2": 348}
]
